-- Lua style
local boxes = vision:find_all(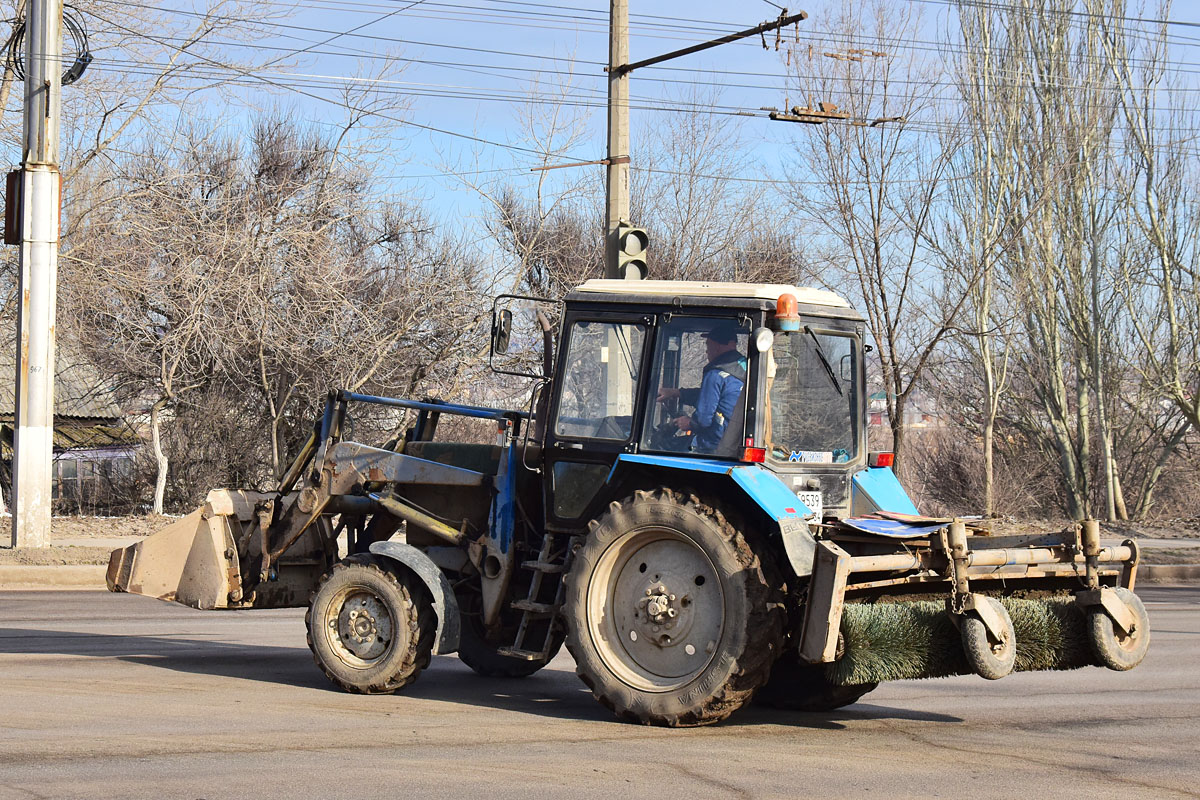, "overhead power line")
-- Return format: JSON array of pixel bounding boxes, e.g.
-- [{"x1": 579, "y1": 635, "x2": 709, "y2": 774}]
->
[
  {"x1": 82, "y1": 39, "x2": 1200, "y2": 138},
  {"x1": 111, "y1": 0, "x2": 1200, "y2": 94},
  {"x1": 77, "y1": 35, "x2": 1200, "y2": 159},
  {"x1": 74, "y1": 0, "x2": 1200, "y2": 167},
  {"x1": 91, "y1": 4, "x2": 1200, "y2": 105},
  {"x1": 90, "y1": 9, "x2": 601, "y2": 165},
  {"x1": 258, "y1": 0, "x2": 430, "y2": 68}
]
